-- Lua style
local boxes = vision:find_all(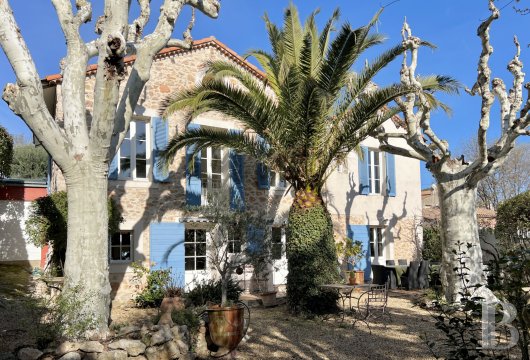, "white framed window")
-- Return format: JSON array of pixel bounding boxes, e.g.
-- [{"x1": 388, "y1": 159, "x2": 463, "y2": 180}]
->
[
  {"x1": 110, "y1": 231, "x2": 132, "y2": 262},
  {"x1": 270, "y1": 170, "x2": 287, "y2": 189},
  {"x1": 118, "y1": 119, "x2": 150, "y2": 179},
  {"x1": 368, "y1": 150, "x2": 383, "y2": 194},
  {"x1": 369, "y1": 227, "x2": 384, "y2": 262},
  {"x1": 271, "y1": 227, "x2": 284, "y2": 260},
  {"x1": 201, "y1": 146, "x2": 223, "y2": 202},
  {"x1": 185, "y1": 228, "x2": 207, "y2": 271},
  {"x1": 227, "y1": 228, "x2": 242, "y2": 254}
]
